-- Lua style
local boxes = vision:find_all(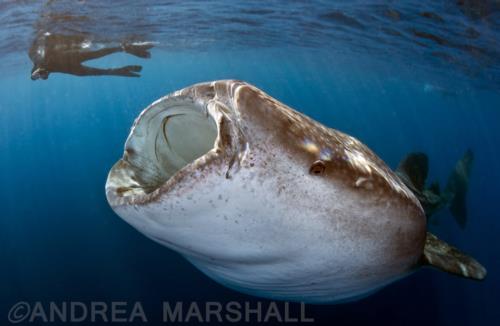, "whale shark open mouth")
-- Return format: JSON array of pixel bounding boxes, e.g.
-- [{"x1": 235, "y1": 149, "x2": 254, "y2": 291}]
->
[{"x1": 107, "y1": 97, "x2": 219, "y2": 201}]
